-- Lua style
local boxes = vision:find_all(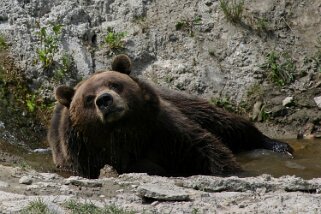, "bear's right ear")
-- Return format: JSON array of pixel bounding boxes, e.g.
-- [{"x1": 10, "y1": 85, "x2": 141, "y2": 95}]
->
[
  {"x1": 55, "y1": 86, "x2": 75, "y2": 108},
  {"x1": 111, "y1": 54, "x2": 132, "y2": 75}
]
